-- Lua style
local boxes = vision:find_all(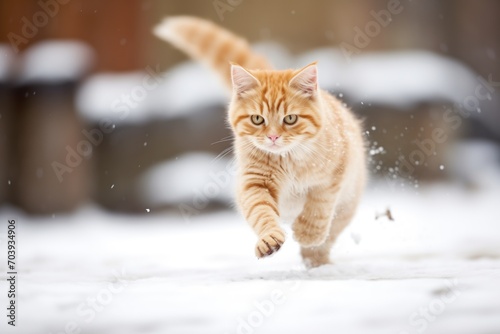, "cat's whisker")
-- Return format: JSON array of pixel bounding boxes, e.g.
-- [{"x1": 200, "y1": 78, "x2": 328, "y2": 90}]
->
[
  {"x1": 210, "y1": 146, "x2": 235, "y2": 166},
  {"x1": 210, "y1": 135, "x2": 234, "y2": 146}
]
